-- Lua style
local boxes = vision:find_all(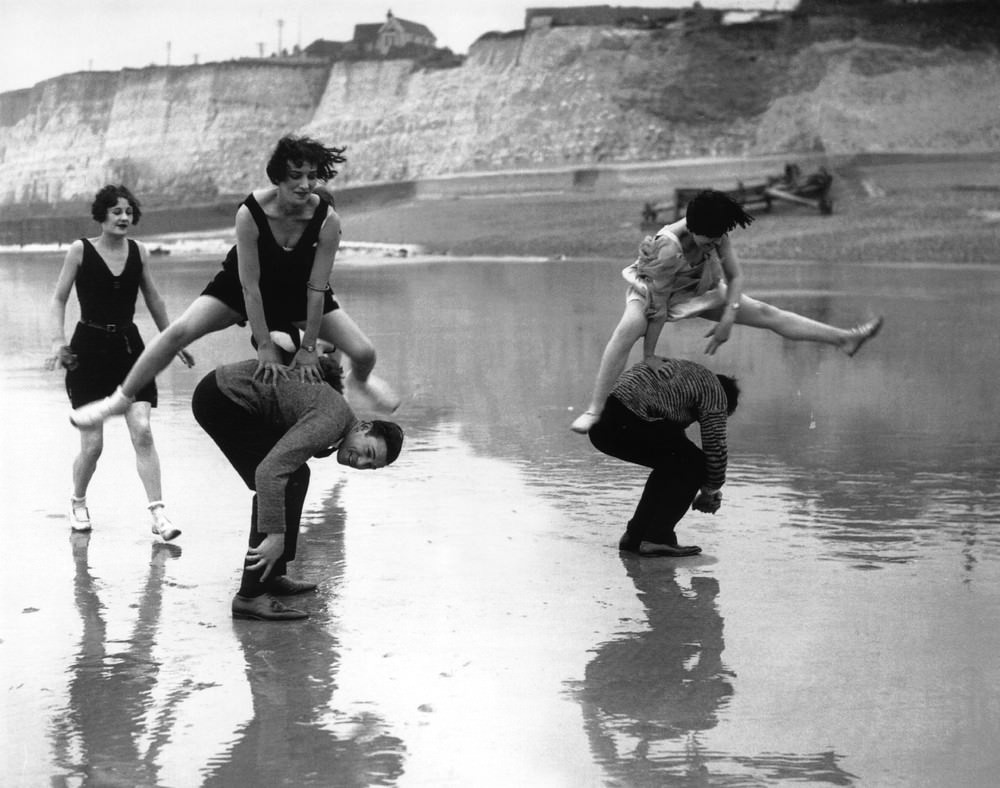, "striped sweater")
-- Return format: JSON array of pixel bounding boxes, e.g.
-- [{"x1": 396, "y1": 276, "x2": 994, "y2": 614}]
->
[{"x1": 611, "y1": 359, "x2": 729, "y2": 490}]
